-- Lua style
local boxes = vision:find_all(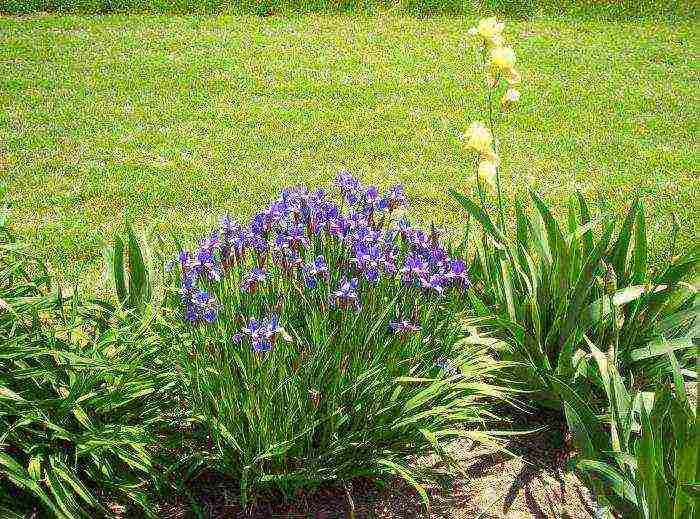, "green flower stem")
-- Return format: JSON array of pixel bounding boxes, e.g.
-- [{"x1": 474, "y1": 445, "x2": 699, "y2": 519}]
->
[{"x1": 483, "y1": 48, "x2": 506, "y2": 233}]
